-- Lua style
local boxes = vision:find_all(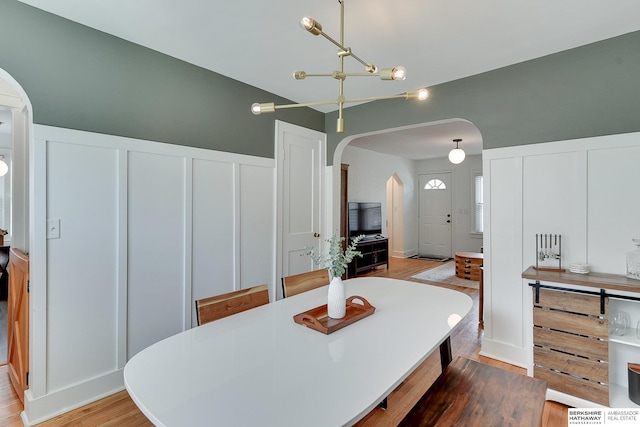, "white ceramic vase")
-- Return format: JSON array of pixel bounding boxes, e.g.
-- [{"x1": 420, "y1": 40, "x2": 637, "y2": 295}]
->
[{"x1": 327, "y1": 275, "x2": 346, "y2": 319}]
